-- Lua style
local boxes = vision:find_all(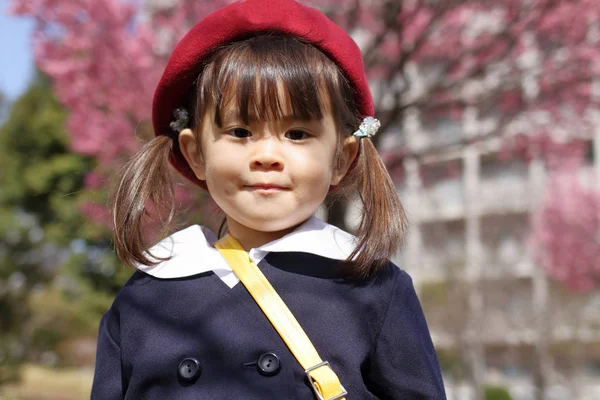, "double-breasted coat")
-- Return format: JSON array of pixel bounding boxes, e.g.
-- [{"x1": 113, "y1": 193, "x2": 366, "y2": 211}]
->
[{"x1": 91, "y1": 217, "x2": 447, "y2": 399}]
